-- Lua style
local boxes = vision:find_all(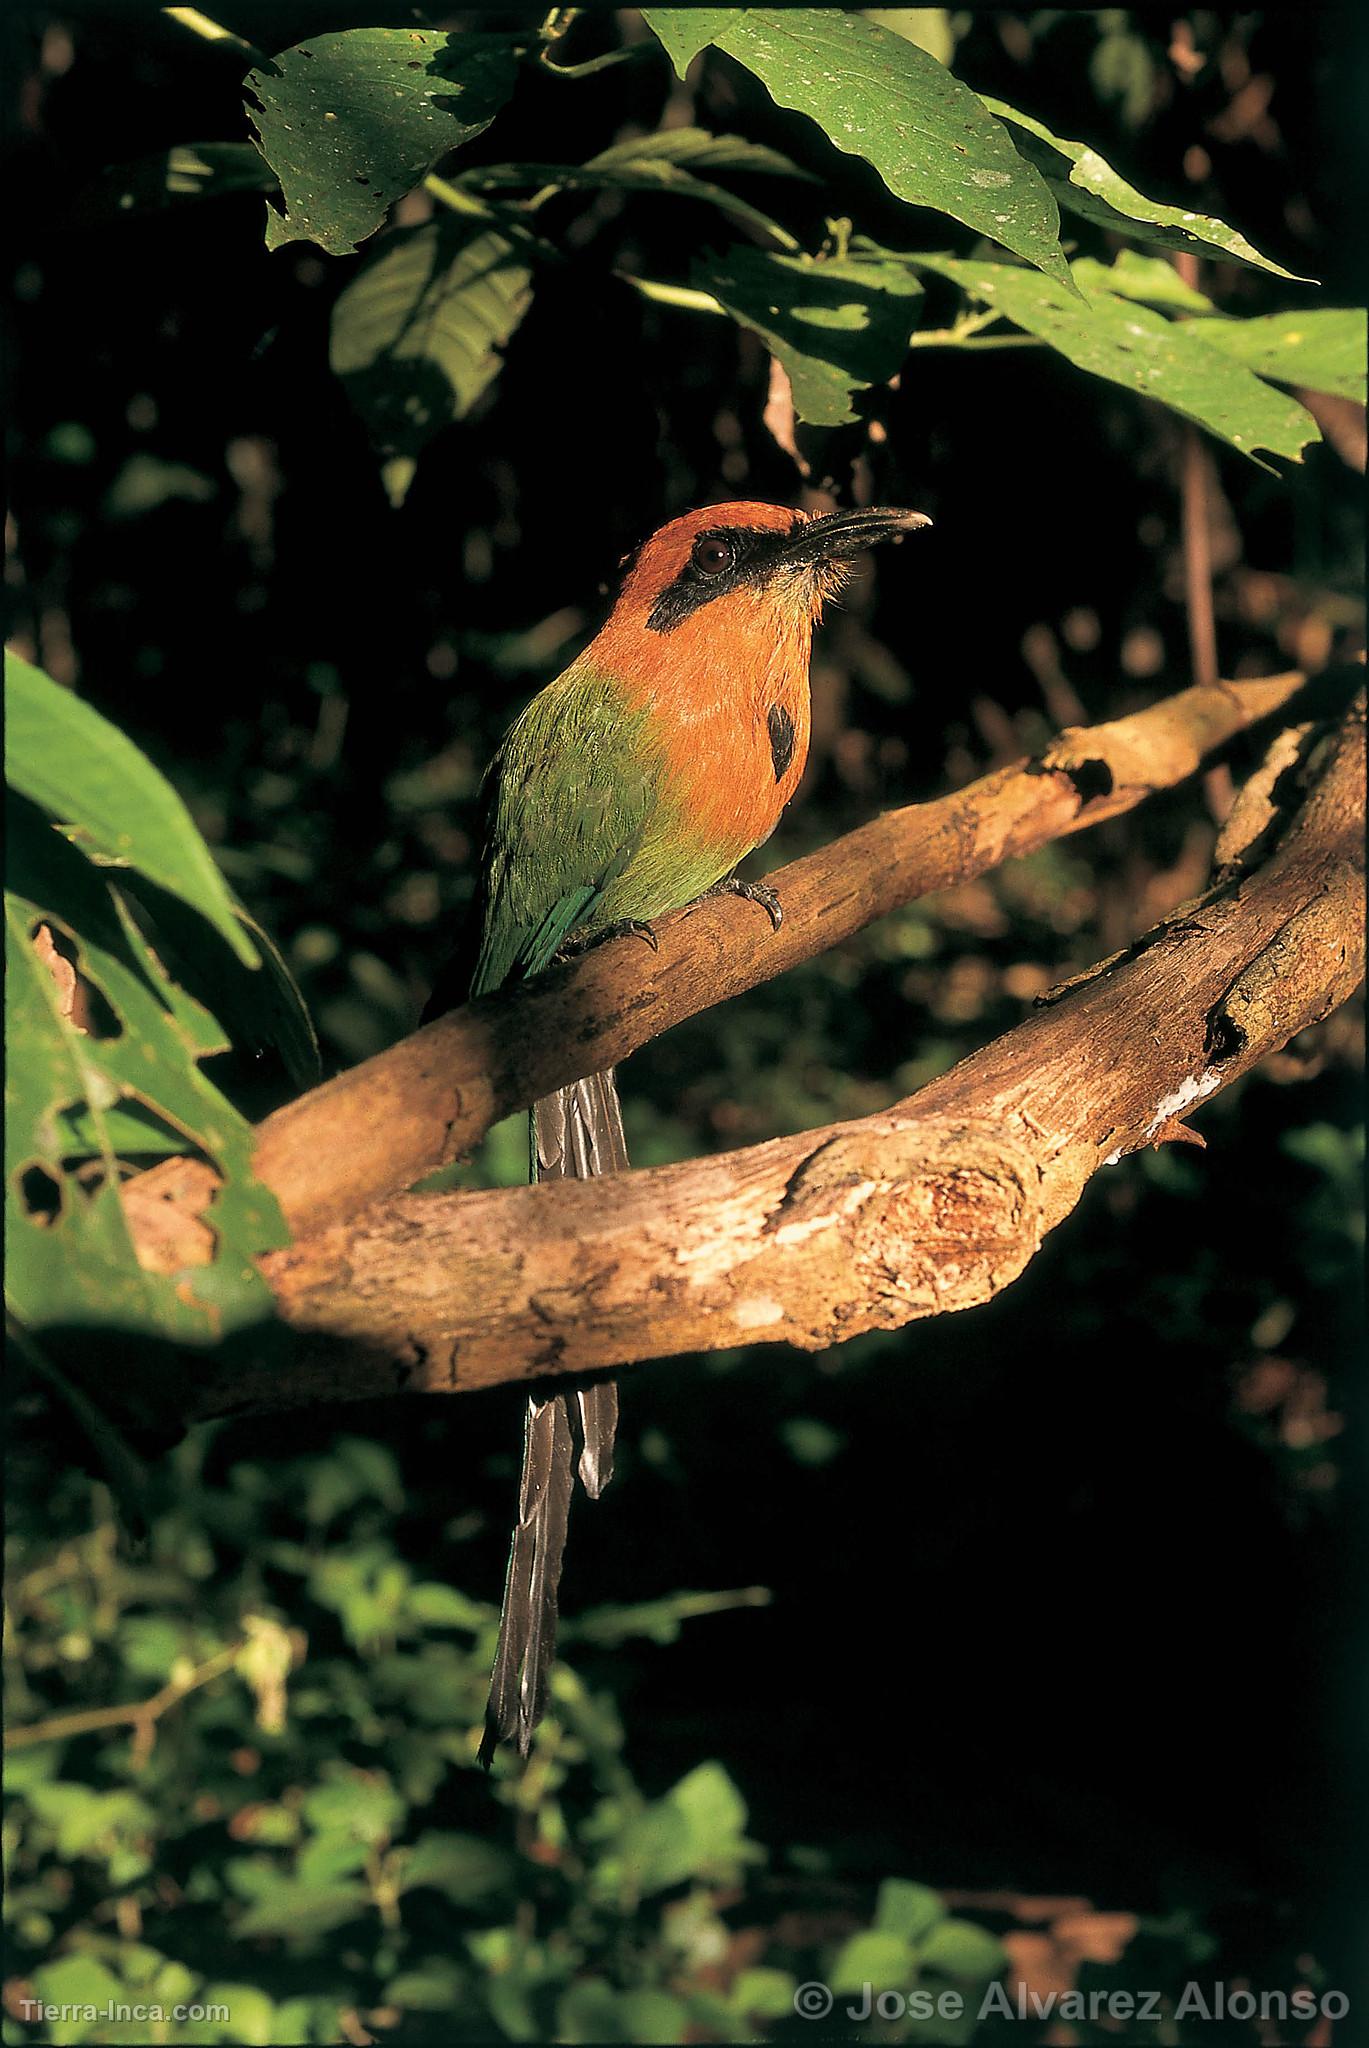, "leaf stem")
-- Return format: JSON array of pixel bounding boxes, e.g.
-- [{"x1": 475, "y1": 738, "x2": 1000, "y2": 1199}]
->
[
  {"x1": 615, "y1": 275, "x2": 726, "y2": 315},
  {"x1": 161, "y1": 7, "x2": 268, "y2": 68}
]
